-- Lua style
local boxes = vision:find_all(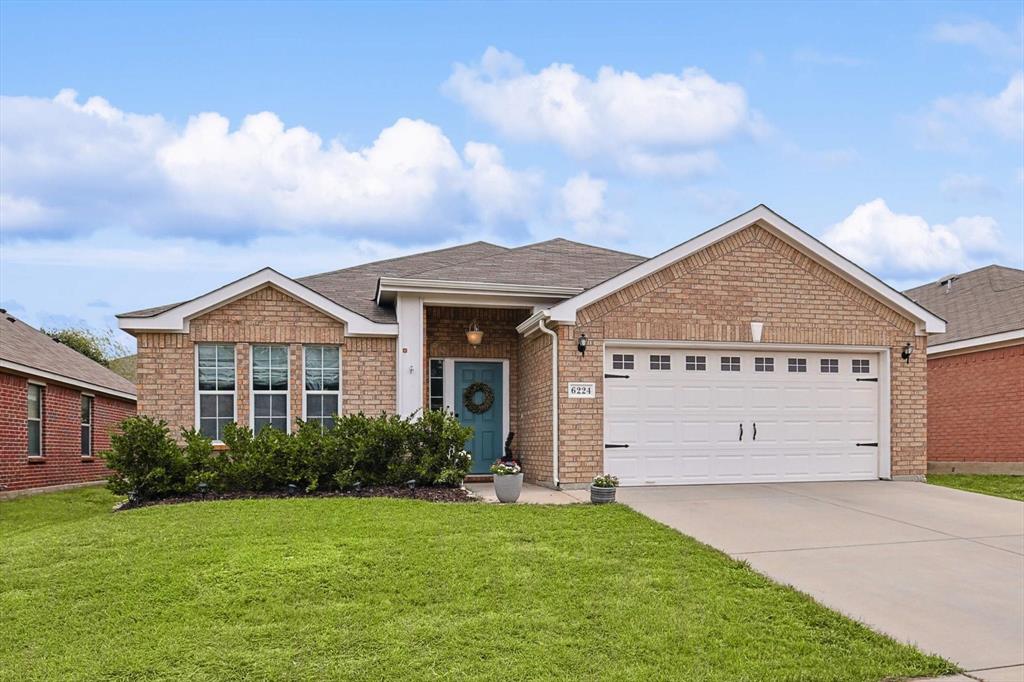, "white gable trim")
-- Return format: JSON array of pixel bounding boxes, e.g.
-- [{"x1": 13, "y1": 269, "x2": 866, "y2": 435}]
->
[
  {"x1": 117, "y1": 268, "x2": 398, "y2": 337},
  {"x1": 545, "y1": 205, "x2": 946, "y2": 334}
]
